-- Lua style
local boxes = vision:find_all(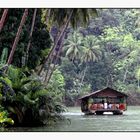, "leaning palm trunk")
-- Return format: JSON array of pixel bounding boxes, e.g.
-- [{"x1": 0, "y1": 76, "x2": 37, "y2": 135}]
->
[
  {"x1": 43, "y1": 26, "x2": 64, "y2": 82},
  {"x1": 44, "y1": 31, "x2": 66, "y2": 84},
  {"x1": 38, "y1": 30, "x2": 60, "y2": 75},
  {"x1": 81, "y1": 64, "x2": 88, "y2": 84},
  {"x1": 123, "y1": 65, "x2": 128, "y2": 83},
  {"x1": 38, "y1": 9, "x2": 74, "y2": 76},
  {"x1": 7, "y1": 9, "x2": 28, "y2": 65},
  {"x1": 37, "y1": 10, "x2": 54, "y2": 75},
  {"x1": 0, "y1": 9, "x2": 8, "y2": 32},
  {"x1": 78, "y1": 64, "x2": 88, "y2": 95},
  {"x1": 25, "y1": 8, "x2": 37, "y2": 64}
]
